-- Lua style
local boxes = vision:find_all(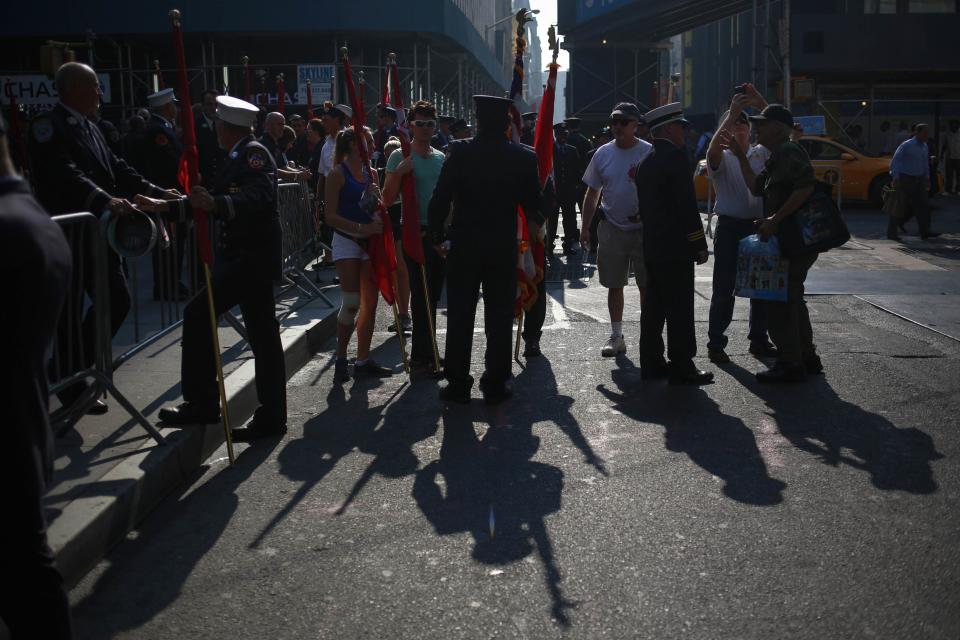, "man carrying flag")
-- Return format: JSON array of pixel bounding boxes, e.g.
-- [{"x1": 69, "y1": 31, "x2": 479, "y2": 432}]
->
[{"x1": 137, "y1": 95, "x2": 287, "y2": 441}]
